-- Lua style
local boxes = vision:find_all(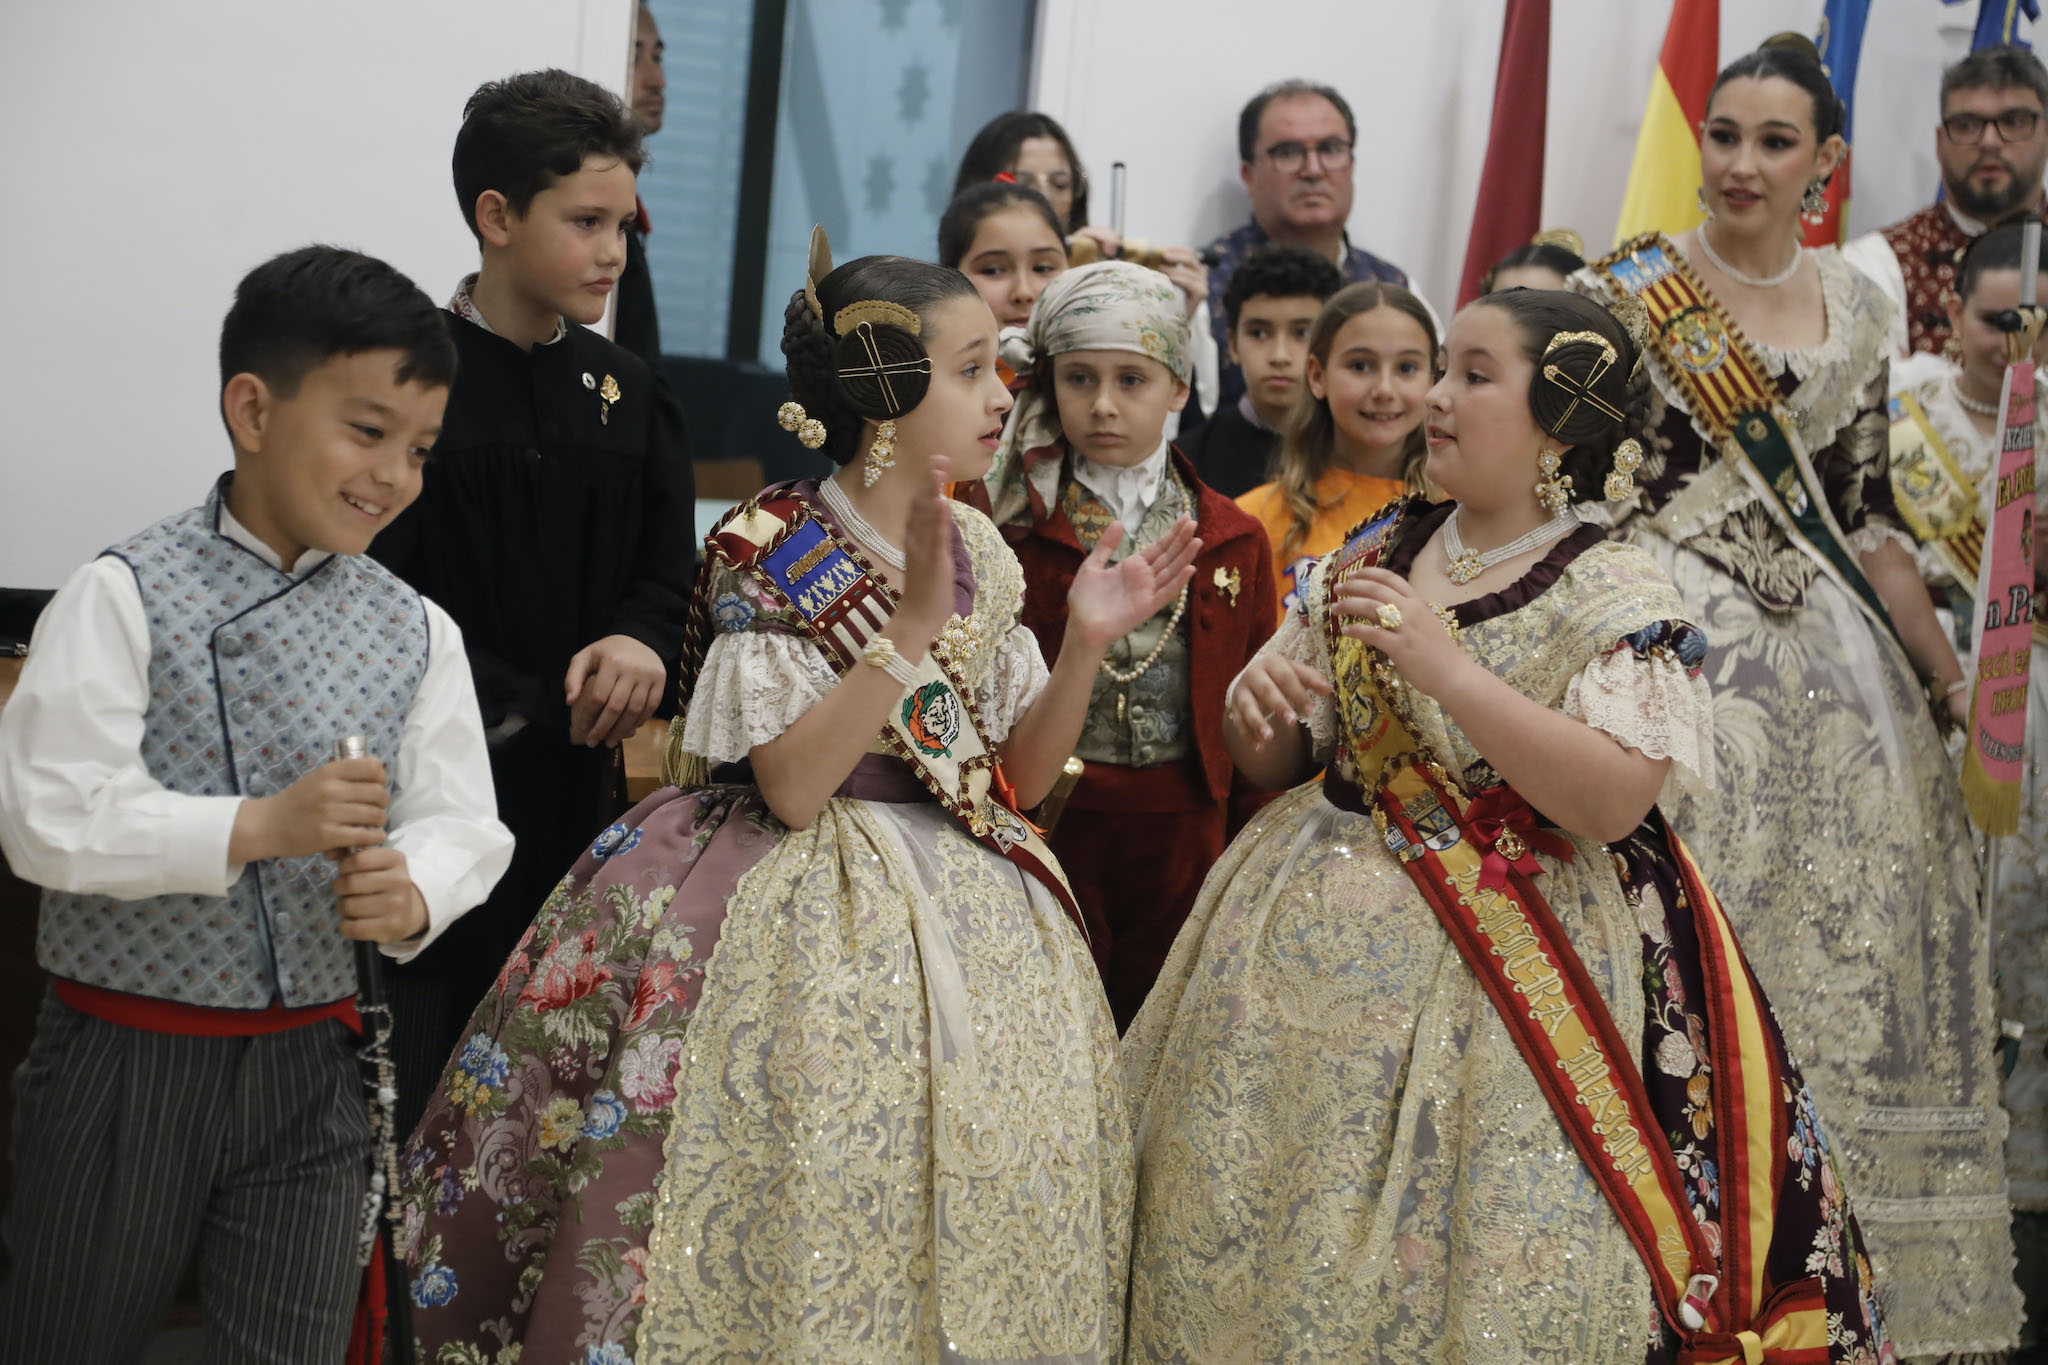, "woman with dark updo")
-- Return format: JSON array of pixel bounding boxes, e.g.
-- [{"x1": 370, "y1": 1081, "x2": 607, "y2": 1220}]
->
[
  {"x1": 1574, "y1": 37, "x2": 2019, "y2": 1351},
  {"x1": 395, "y1": 232, "x2": 1198, "y2": 1362},
  {"x1": 1122, "y1": 289, "x2": 1886, "y2": 1360}
]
